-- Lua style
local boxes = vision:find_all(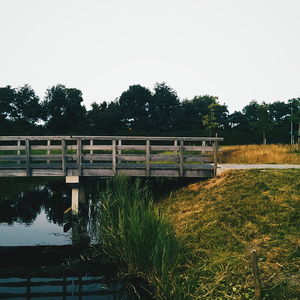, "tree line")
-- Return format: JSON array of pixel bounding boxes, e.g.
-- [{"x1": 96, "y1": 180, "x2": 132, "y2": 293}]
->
[{"x1": 1, "y1": 83, "x2": 300, "y2": 144}]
